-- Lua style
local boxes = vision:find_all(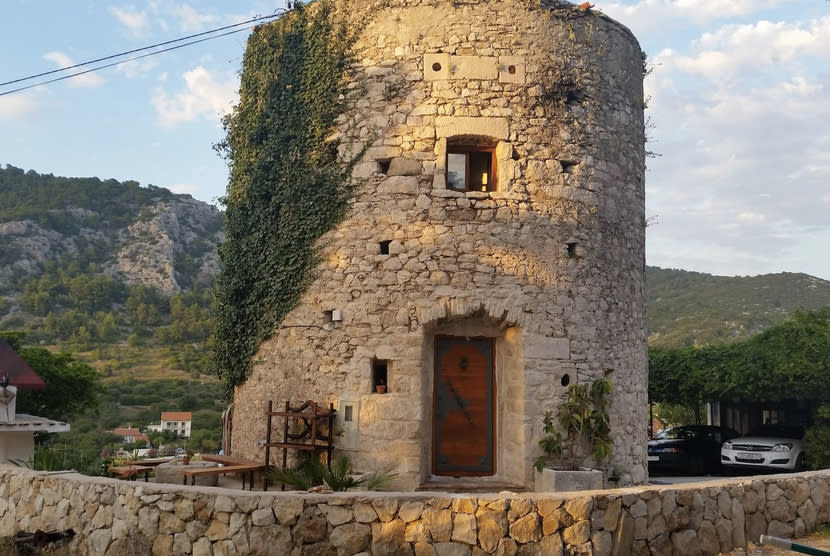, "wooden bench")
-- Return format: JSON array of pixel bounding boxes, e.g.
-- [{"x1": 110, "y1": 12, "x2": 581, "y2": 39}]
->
[
  {"x1": 134, "y1": 457, "x2": 173, "y2": 467},
  {"x1": 201, "y1": 455, "x2": 257, "y2": 466},
  {"x1": 108, "y1": 465, "x2": 153, "y2": 482},
  {"x1": 181, "y1": 459, "x2": 265, "y2": 490}
]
